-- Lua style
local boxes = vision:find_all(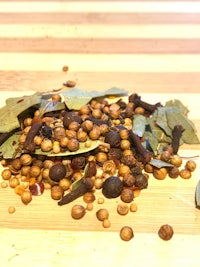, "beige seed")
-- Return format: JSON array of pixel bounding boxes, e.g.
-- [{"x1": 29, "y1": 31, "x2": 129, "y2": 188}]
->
[{"x1": 8, "y1": 206, "x2": 16, "y2": 214}]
